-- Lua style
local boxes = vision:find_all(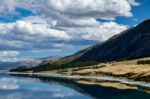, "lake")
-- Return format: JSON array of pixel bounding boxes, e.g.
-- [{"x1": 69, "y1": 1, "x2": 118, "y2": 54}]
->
[{"x1": 0, "y1": 73, "x2": 150, "y2": 99}]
